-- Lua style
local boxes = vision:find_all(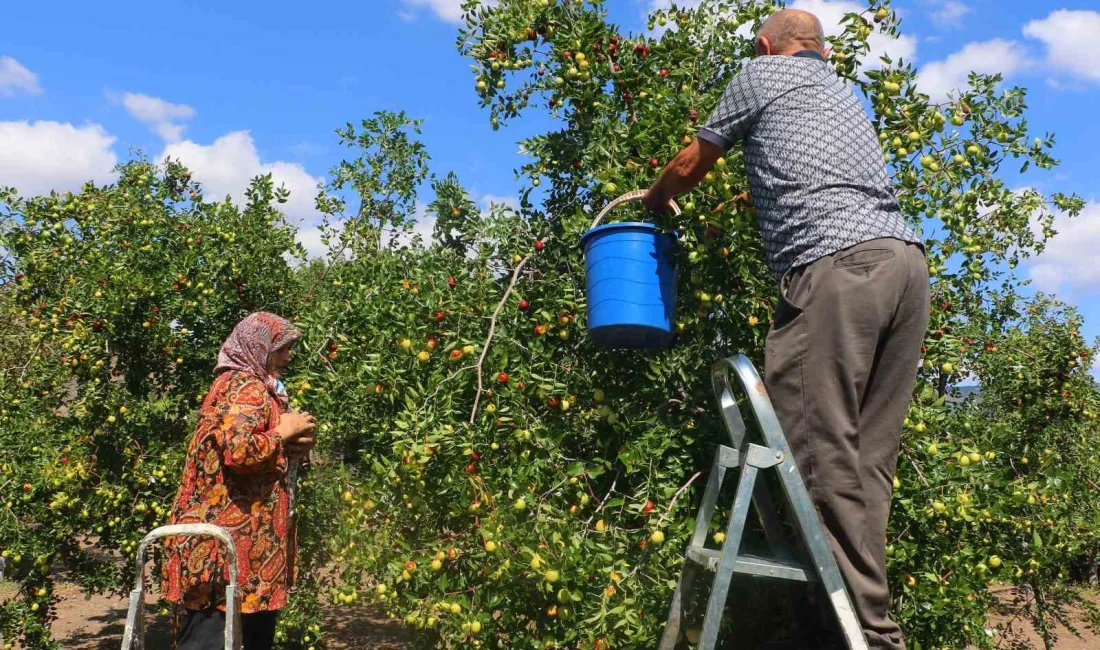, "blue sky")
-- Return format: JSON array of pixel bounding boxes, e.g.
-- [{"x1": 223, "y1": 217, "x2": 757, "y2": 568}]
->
[{"x1": 2, "y1": 0, "x2": 1098, "y2": 359}]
